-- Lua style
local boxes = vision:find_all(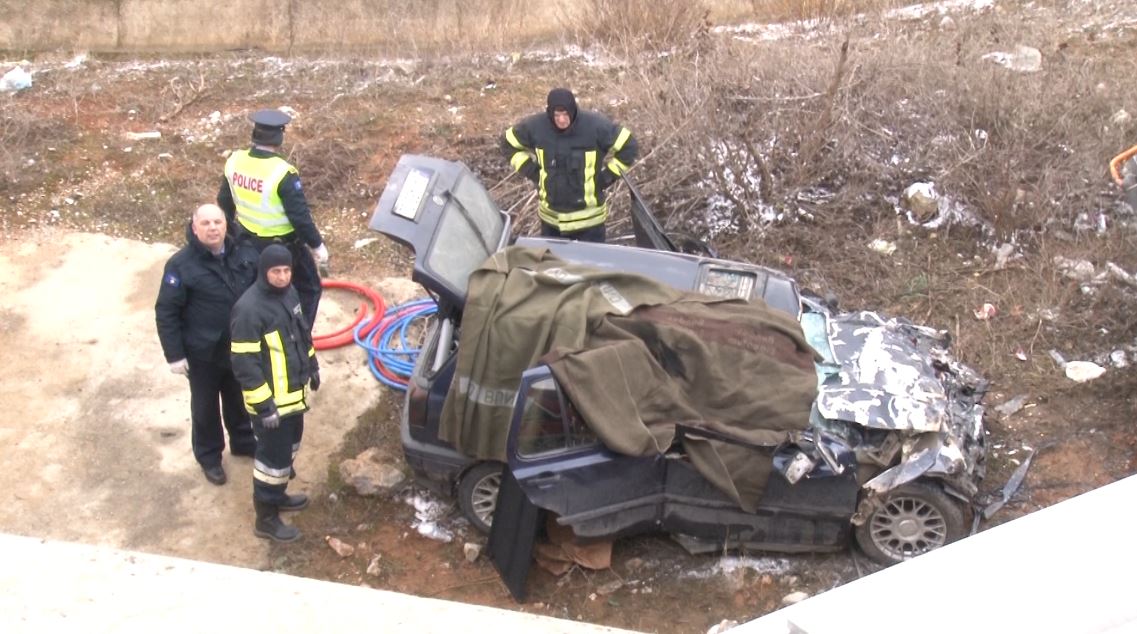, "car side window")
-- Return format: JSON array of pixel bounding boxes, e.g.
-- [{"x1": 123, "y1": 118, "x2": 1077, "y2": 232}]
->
[{"x1": 517, "y1": 377, "x2": 596, "y2": 457}]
